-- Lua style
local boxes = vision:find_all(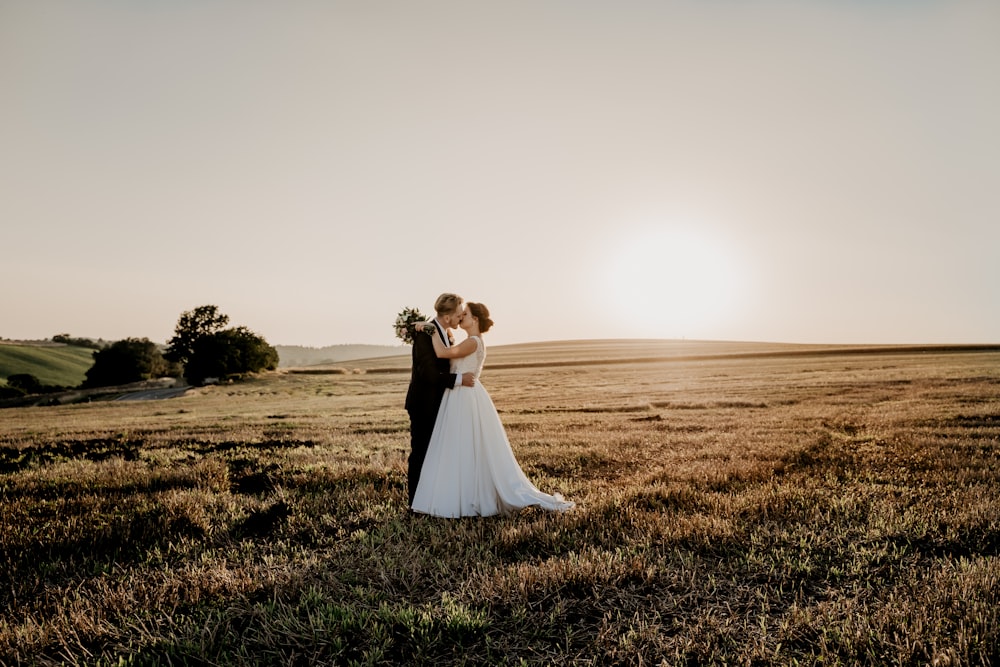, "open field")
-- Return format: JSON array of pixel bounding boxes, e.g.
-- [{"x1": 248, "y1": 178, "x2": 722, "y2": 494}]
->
[{"x1": 1, "y1": 341, "x2": 998, "y2": 665}]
